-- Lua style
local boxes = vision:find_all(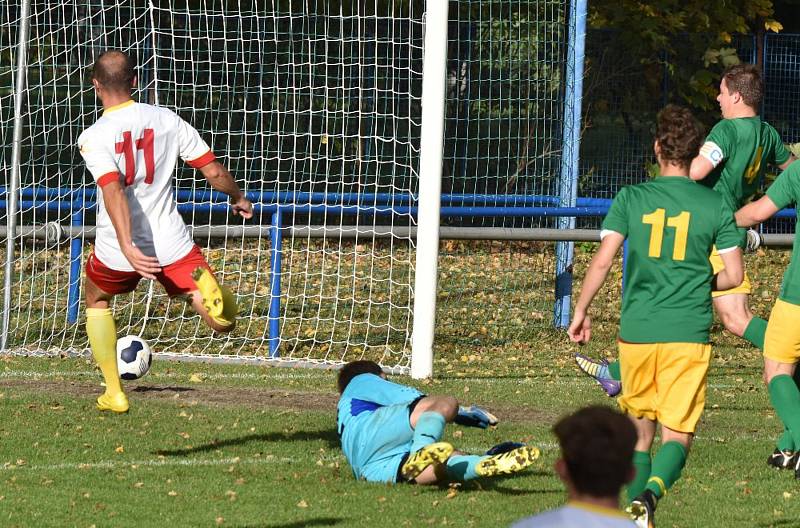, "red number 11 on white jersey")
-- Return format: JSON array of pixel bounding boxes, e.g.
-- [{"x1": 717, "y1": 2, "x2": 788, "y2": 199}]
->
[{"x1": 116, "y1": 128, "x2": 155, "y2": 185}]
